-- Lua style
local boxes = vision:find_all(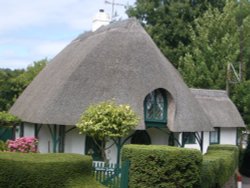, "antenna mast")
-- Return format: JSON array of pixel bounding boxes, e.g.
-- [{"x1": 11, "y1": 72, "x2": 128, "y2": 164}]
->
[{"x1": 104, "y1": 0, "x2": 126, "y2": 21}]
